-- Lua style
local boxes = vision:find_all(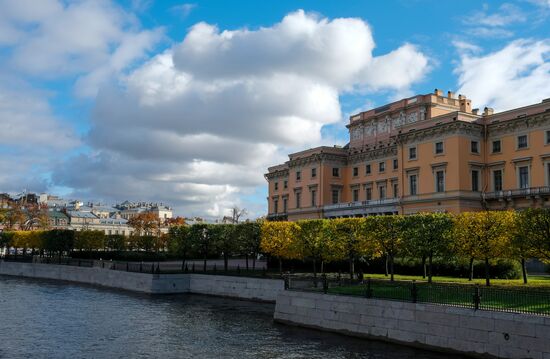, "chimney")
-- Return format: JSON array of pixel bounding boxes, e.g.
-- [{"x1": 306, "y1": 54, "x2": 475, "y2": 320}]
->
[
  {"x1": 458, "y1": 94, "x2": 465, "y2": 100},
  {"x1": 434, "y1": 88, "x2": 443, "y2": 96},
  {"x1": 472, "y1": 108, "x2": 479, "y2": 115},
  {"x1": 447, "y1": 91, "x2": 455, "y2": 99},
  {"x1": 459, "y1": 98, "x2": 472, "y2": 113},
  {"x1": 483, "y1": 107, "x2": 494, "y2": 116}
]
